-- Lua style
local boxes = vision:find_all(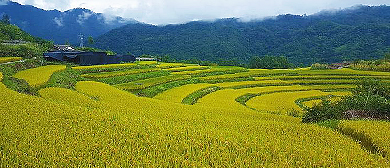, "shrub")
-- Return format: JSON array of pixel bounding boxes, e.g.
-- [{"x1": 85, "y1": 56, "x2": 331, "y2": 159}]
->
[
  {"x1": 303, "y1": 79, "x2": 390, "y2": 123},
  {"x1": 310, "y1": 63, "x2": 330, "y2": 70}
]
